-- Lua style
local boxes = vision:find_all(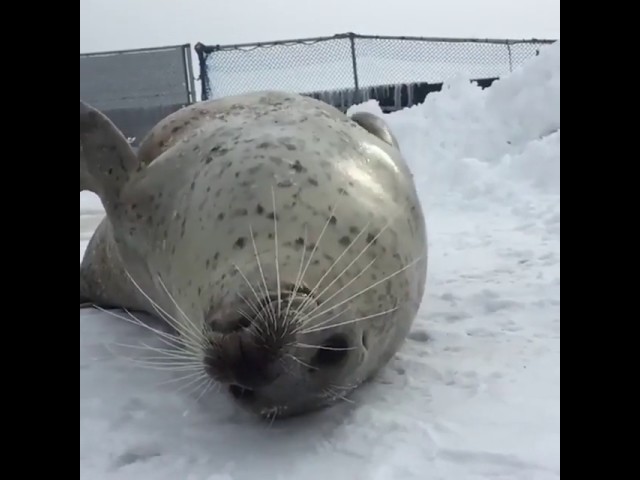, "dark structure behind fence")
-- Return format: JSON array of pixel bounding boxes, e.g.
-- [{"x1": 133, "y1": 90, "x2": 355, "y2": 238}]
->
[
  {"x1": 195, "y1": 33, "x2": 556, "y2": 112},
  {"x1": 80, "y1": 44, "x2": 197, "y2": 146}
]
